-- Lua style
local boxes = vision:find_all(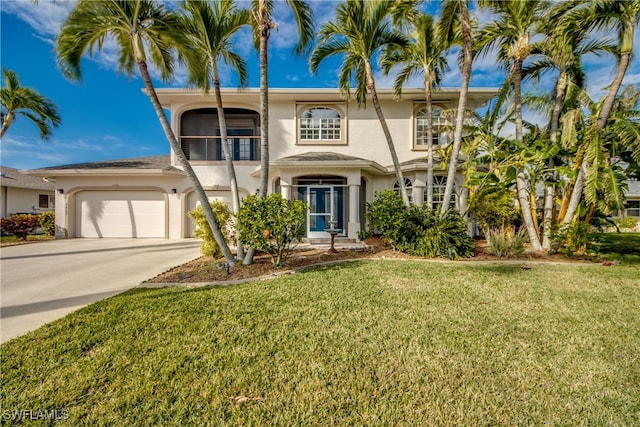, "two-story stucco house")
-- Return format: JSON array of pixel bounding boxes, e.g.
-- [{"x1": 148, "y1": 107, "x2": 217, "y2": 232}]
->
[{"x1": 30, "y1": 87, "x2": 498, "y2": 240}]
